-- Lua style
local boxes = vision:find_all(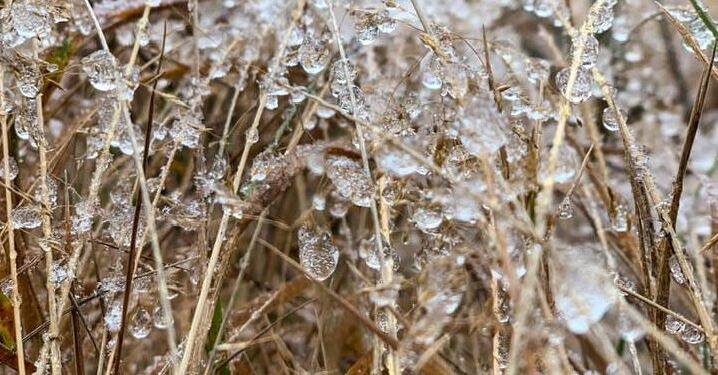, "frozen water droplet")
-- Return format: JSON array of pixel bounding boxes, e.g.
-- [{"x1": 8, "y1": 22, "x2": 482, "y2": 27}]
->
[
  {"x1": 611, "y1": 204, "x2": 628, "y2": 232},
  {"x1": 669, "y1": 255, "x2": 688, "y2": 284},
  {"x1": 358, "y1": 236, "x2": 400, "y2": 271},
  {"x1": 591, "y1": 2, "x2": 616, "y2": 34},
  {"x1": 298, "y1": 35, "x2": 330, "y2": 75},
  {"x1": 680, "y1": 325, "x2": 704, "y2": 344},
  {"x1": 570, "y1": 34, "x2": 599, "y2": 69},
  {"x1": 665, "y1": 314, "x2": 685, "y2": 334},
  {"x1": 602, "y1": 106, "x2": 626, "y2": 132},
  {"x1": 10, "y1": 2, "x2": 51, "y2": 45},
  {"x1": 422, "y1": 70, "x2": 442, "y2": 90},
  {"x1": 130, "y1": 306, "x2": 152, "y2": 339},
  {"x1": 250, "y1": 150, "x2": 282, "y2": 182},
  {"x1": 312, "y1": 194, "x2": 326, "y2": 211},
  {"x1": 378, "y1": 12, "x2": 397, "y2": 33},
  {"x1": 539, "y1": 144, "x2": 579, "y2": 184},
  {"x1": 298, "y1": 224, "x2": 339, "y2": 281},
  {"x1": 377, "y1": 147, "x2": 419, "y2": 177},
  {"x1": 325, "y1": 154, "x2": 373, "y2": 207},
  {"x1": 354, "y1": 13, "x2": 379, "y2": 45},
  {"x1": 412, "y1": 207, "x2": 443, "y2": 232},
  {"x1": 525, "y1": 57, "x2": 550, "y2": 83},
  {"x1": 16, "y1": 64, "x2": 41, "y2": 98},
  {"x1": 81, "y1": 50, "x2": 120, "y2": 92},
  {"x1": 0, "y1": 157, "x2": 19, "y2": 181},
  {"x1": 669, "y1": 7, "x2": 697, "y2": 22},
  {"x1": 153, "y1": 305, "x2": 173, "y2": 329},
  {"x1": 555, "y1": 67, "x2": 593, "y2": 103},
  {"x1": 49, "y1": 262, "x2": 74, "y2": 288},
  {"x1": 11, "y1": 205, "x2": 41, "y2": 229},
  {"x1": 245, "y1": 127, "x2": 258, "y2": 144},
  {"x1": 554, "y1": 246, "x2": 618, "y2": 334},
  {"x1": 104, "y1": 301, "x2": 122, "y2": 333},
  {"x1": 558, "y1": 197, "x2": 573, "y2": 220},
  {"x1": 310, "y1": 0, "x2": 328, "y2": 8}
]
